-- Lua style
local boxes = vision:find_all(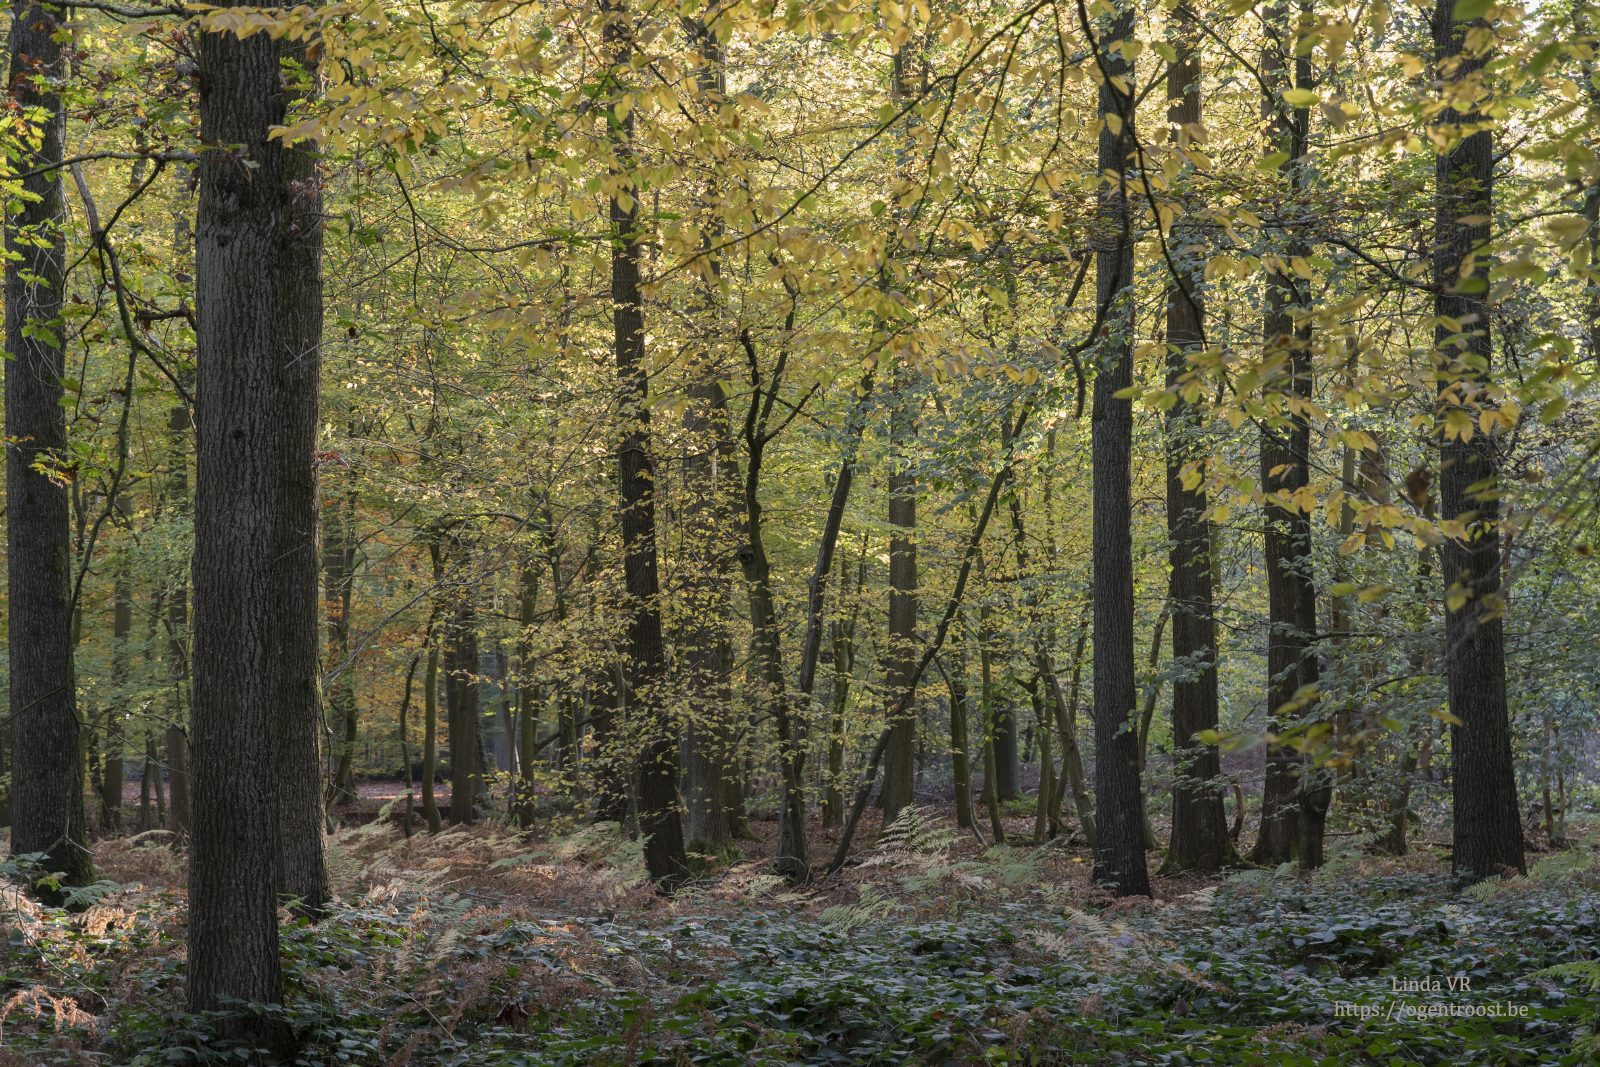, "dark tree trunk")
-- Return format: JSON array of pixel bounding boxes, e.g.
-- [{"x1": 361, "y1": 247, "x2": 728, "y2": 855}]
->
[
  {"x1": 947, "y1": 624, "x2": 975, "y2": 831},
  {"x1": 421, "y1": 635, "x2": 443, "y2": 834},
  {"x1": 1089, "y1": 1, "x2": 1151, "y2": 898},
  {"x1": 189, "y1": 0, "x2": 327, "y2": 1039},
  {"x1": 268, "y1": 25, "x2": 329, "y2": 912},
  {"x1": 102, "y1": 552, "x2": 133, "y2": 833},
  {"x1": 4, "y1": 0, "x2": 93, "y2": 897},
  {"x1": 514, "y1": 561, "x2": 540, "y2": 827},
  {"x1": 676, "y1": 13, "x2": 740, "y2": 856},
  {"x1": 739, "y1": 466, "x2": 809, "y2": 879},
  {"x1": 880, "y1": 367, "x2": 919, "y2": 825},
  {"x1": 1432, "y1": 0, "x2": 1524, "y2": 881},
  {"x1": 605, "y1": 0, "x2": 687, "y2": 889},
  {"x1": 1159, "y1": 17, "x2": 1233, "y2": 875},
  {"x1": 1253, "y1": 0, "x2": 1309, "y2": 867},
  {"x1": 446, "y1": 596, "x2": 480, "y2": 824}
]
